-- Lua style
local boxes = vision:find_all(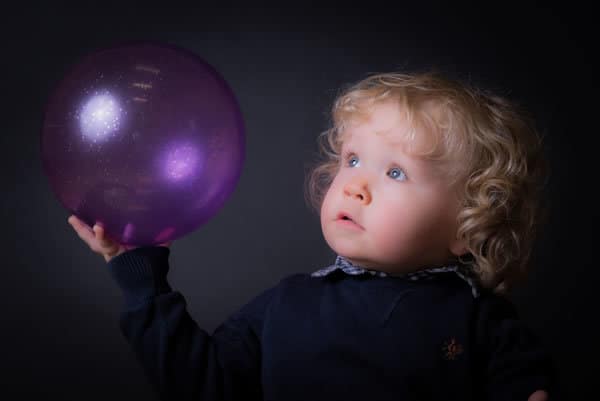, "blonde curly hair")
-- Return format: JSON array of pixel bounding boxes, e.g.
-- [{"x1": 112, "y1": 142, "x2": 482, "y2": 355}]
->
[{"x1": 304, "y1": 71, "x2": 550, "y2": 294}]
